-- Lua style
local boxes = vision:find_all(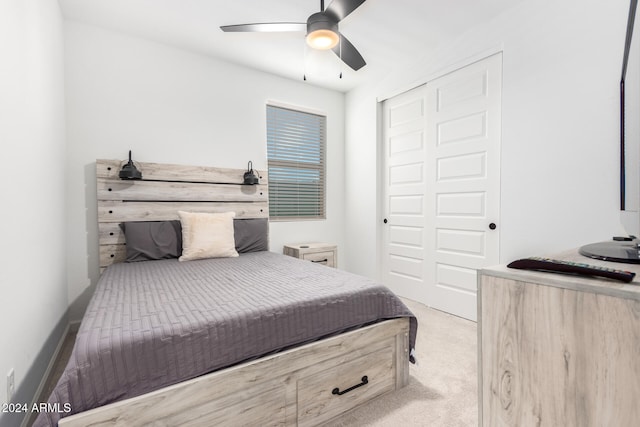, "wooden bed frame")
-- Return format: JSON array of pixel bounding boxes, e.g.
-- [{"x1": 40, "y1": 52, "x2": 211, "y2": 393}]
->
[{"x1": 59, "y1": 159, "x2": 411, "y2": 426}]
